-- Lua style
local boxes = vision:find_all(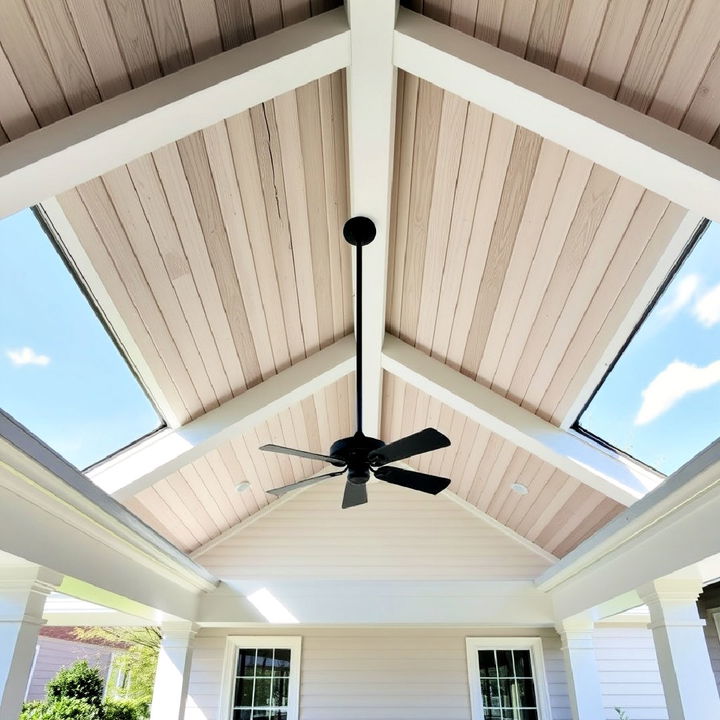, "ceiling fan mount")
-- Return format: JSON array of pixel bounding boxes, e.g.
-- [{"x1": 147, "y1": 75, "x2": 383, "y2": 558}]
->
[{"x1": 259, "y1": 216, "x2": 453, "y2": 508}]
